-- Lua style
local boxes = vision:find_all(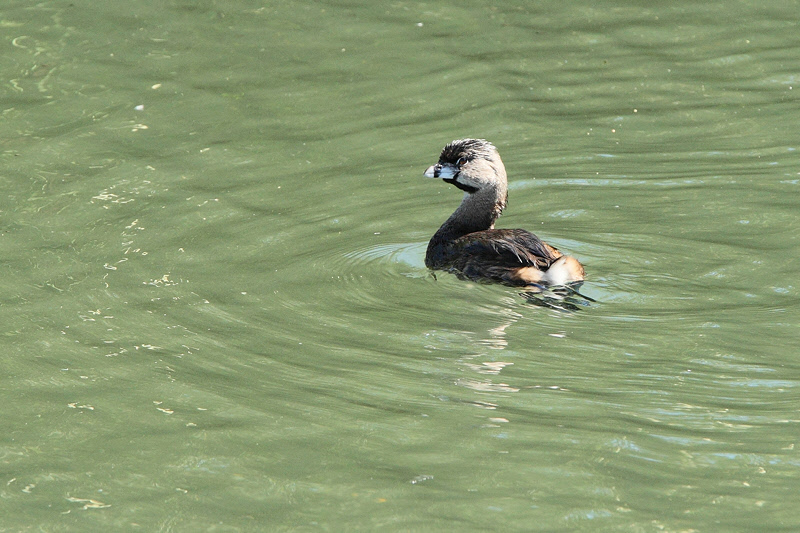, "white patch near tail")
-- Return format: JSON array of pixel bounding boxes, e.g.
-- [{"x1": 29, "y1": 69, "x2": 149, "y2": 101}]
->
[{"x1": 542, "y1": 256, "x2": 585, "y2": 285}]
